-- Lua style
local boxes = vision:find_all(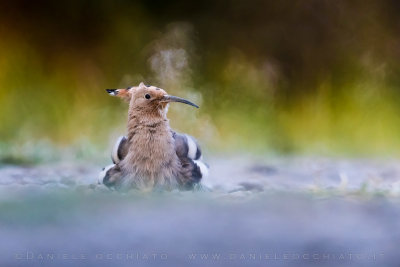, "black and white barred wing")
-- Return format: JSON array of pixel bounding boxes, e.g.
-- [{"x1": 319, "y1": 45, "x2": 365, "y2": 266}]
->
[
  {"x1": 98, "y1": 136, "x2": 128, "y2": 185},
  {"x1": 111, "y1": 136, "x2": 129, "y2": 164},
  {"x1": 173, "y1": 132, "x2": 210, "y2": 187}
]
